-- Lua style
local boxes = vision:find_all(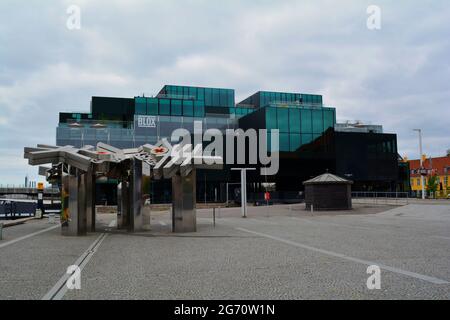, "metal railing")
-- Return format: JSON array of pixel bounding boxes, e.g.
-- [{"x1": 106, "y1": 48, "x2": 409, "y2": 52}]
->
[
  {"x1": 156, "y1": 93, "x2": 196, "y2": 100},
  {"x1": 352, "y1": 192, "x2": 409, "y2": 205},
  {"x1": 0, "y1": 187, "x2": 59, "y2": 195}
]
